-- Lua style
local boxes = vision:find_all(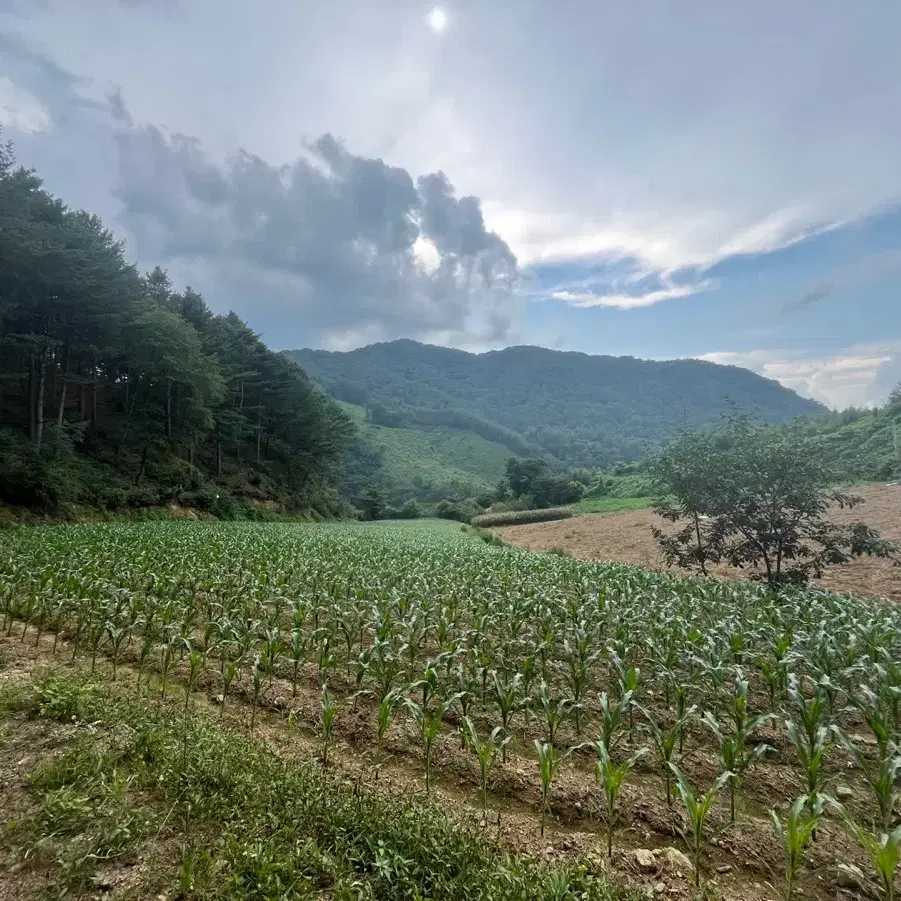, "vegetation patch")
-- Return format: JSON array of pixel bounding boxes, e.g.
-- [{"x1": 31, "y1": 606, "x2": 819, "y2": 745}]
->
[
  {"x1": 1, "y1": 669, "x2": 635, "y2": 901},
  {"x1": 471, "y1": 507, "x2": 574, "y2": 527}
]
